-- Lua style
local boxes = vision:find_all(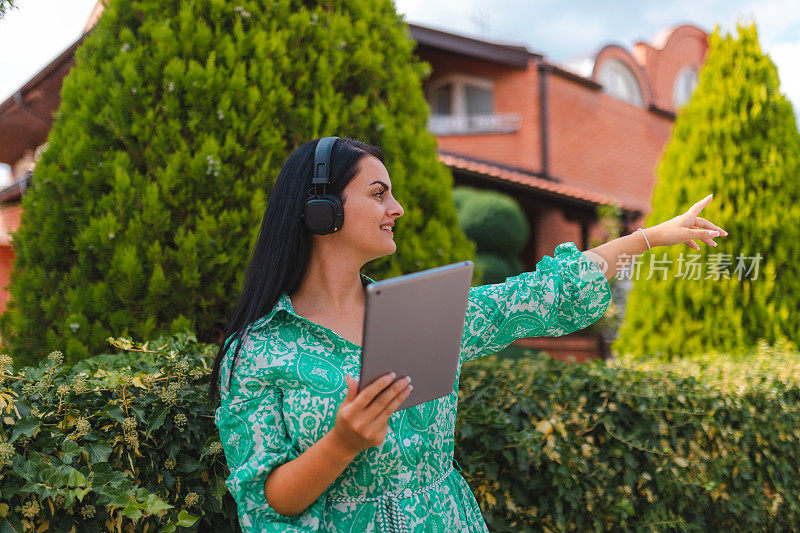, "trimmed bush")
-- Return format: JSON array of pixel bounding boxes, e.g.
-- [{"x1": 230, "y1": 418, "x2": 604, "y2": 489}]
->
[
  {"x1": 4, "y1": 335, "x2": 800, "y2": 531},
  {"x1": 475, "y1": 253, "x2": 523, "y2": 285},
  {"x1": 456, "y1": 188, "x2": 529, "y2": 256},
  {"x1": 452, "y1": 186, "x2": 483, "y2": 212},
  {"x1": 453, "y1": 186, "x2": 529, "y2": 283}
]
